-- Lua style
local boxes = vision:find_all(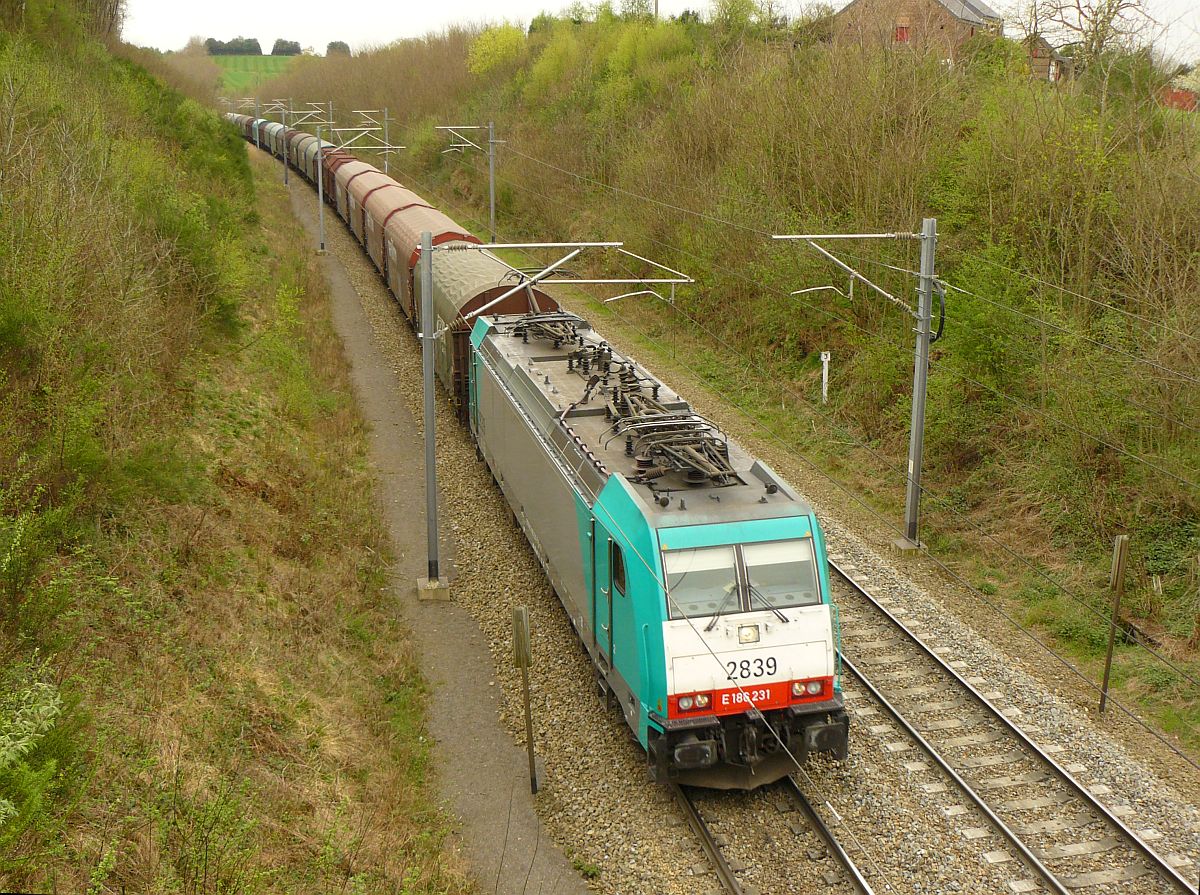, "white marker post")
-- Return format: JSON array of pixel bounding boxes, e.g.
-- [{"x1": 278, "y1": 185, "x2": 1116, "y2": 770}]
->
[{"x1": 821, "y1": 351, "x2": 831, "y2": 404}]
